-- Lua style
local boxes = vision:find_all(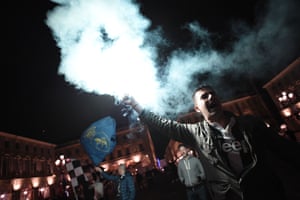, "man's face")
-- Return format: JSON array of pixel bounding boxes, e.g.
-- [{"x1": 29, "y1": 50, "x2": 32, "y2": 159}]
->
[
  {"x1": 193, "y1": 88, "x2": 222, "y2": 121},
  {"x1": 179, "y1": 146, "x2": 188, "y2": 157},
  {"x1": 118, "y1": 166, "x2": 125, "y2": 175}
]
